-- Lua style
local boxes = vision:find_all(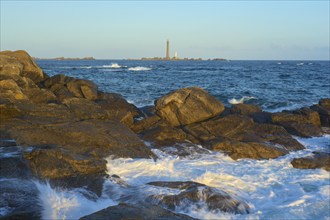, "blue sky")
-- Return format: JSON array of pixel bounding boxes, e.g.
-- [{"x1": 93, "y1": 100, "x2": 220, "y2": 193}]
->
[{"x1": 1, "y1": 1, "x2": 329, "y2": 60}]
